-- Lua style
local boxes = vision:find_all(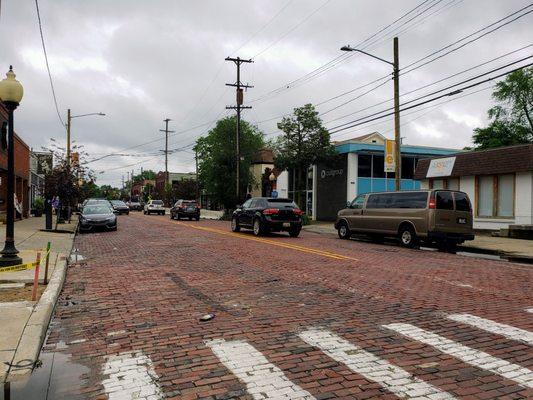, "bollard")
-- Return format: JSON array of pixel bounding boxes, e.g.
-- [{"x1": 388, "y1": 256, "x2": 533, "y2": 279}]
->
[
  {"x1": 44, "y1": 242, "x2": 51, "y2": 285},
  {"x1": 32, "y1": 252, "x2": 41, "y2": 301}
]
